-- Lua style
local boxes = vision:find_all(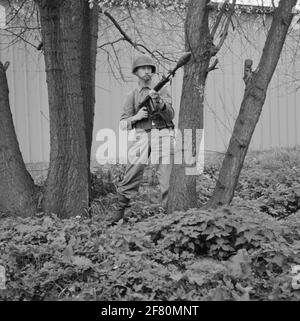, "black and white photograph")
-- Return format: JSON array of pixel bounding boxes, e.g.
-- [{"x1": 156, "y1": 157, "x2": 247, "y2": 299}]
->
[{"x1": 0, "y1": 0, "x2": 300, "y2": 307}]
